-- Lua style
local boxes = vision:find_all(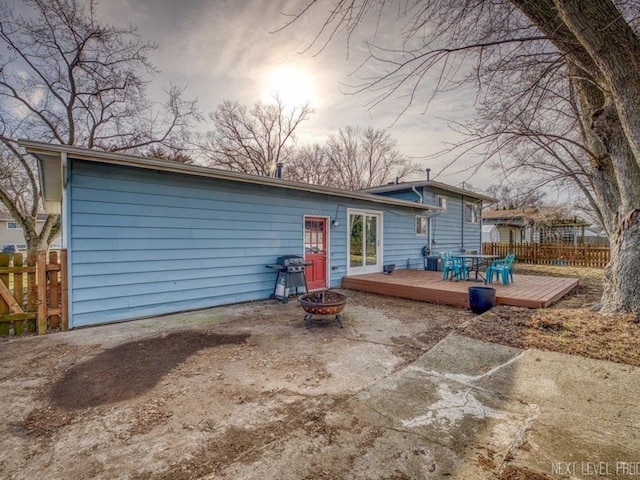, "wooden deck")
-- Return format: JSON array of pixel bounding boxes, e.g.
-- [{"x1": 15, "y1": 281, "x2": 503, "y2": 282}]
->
[{"x1": 342, "y1": 270, "x2": 579, "y2": 309}]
